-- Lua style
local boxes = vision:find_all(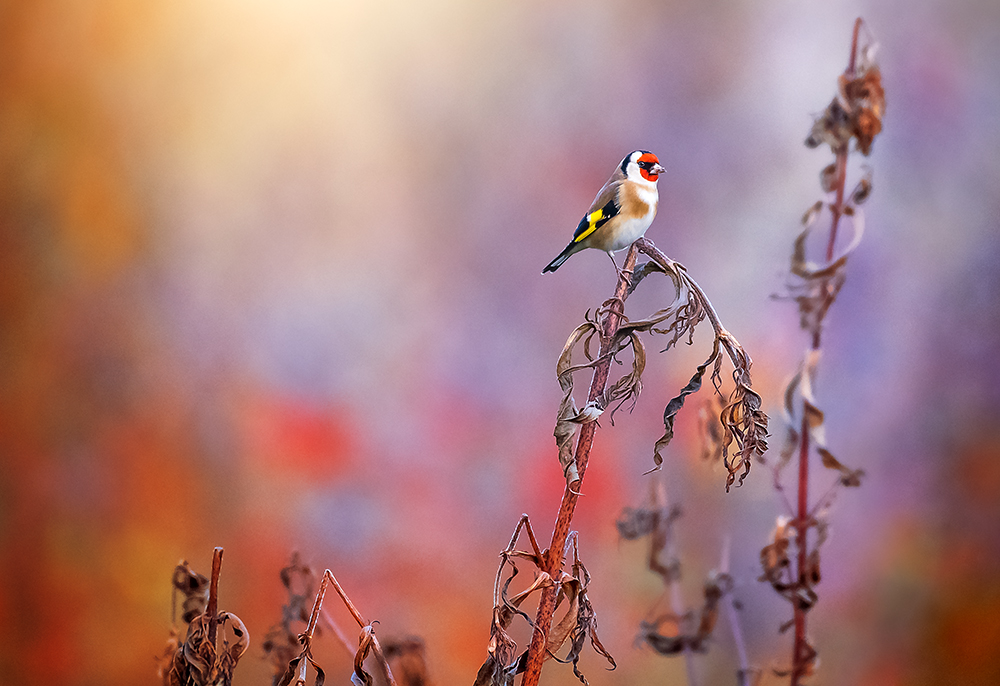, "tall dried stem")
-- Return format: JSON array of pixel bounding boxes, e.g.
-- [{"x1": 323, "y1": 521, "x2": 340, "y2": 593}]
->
[
  {"x1": 520, "y1": 245, "x2": 640, "y2": 686},
  {"x1": 761, "y1": 16, "x2": 883, "y2": 685}
]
